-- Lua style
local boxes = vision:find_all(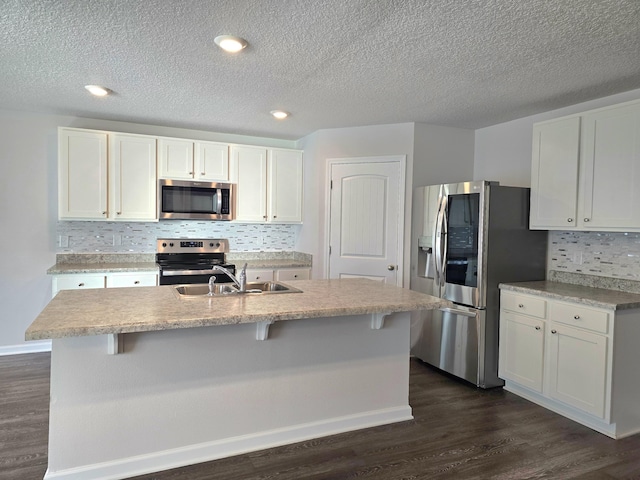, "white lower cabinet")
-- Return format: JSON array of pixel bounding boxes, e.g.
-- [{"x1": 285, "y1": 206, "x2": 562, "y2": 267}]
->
[
  {"x1": 245, "y1": 267, "x2": 310, "y2": 283},
  {"x1": 52, "y1": 272, "x2": 158, "y2": 297},
  {"x1": 499, "y1": 290, "x2": 640, "y2": 438}
]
